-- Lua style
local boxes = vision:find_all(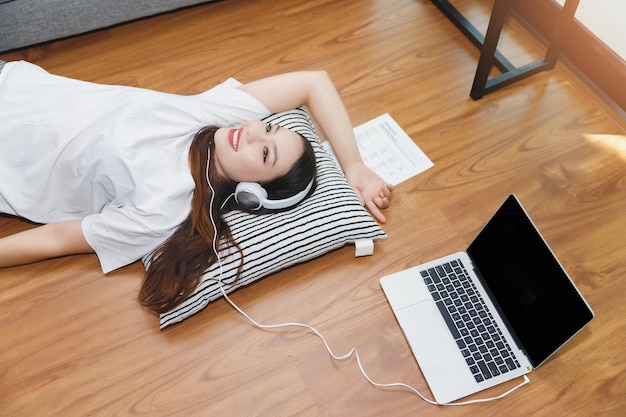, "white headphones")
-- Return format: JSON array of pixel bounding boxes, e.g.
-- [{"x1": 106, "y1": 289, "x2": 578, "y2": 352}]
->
[{"x1": 234, "y1": 179, "x2": 314, "y2": 210}]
